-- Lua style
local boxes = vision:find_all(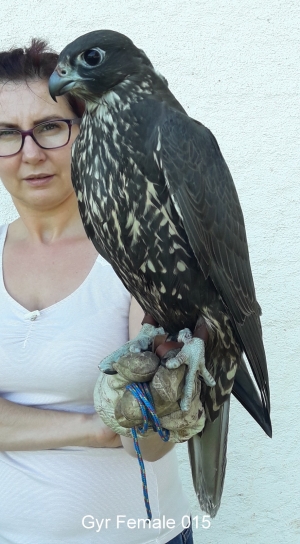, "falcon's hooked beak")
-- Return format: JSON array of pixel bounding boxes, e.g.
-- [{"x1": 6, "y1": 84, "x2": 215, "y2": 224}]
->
[{"x1": 48, "y1": 66, "x2": 78, "y2": 102}]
